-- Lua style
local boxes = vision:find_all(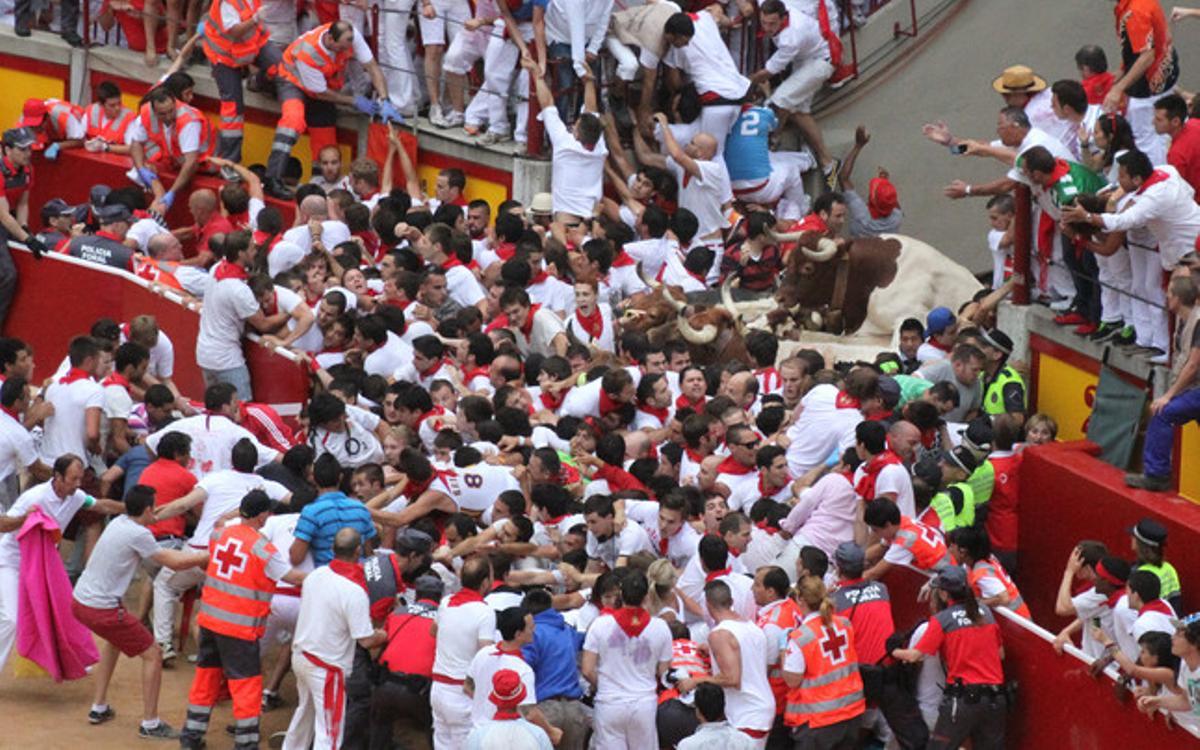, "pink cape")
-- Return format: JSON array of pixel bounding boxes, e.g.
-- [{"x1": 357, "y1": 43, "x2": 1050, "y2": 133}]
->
[{"x1": 16, "y1": 506, "x2": 99, "y2": 681}]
